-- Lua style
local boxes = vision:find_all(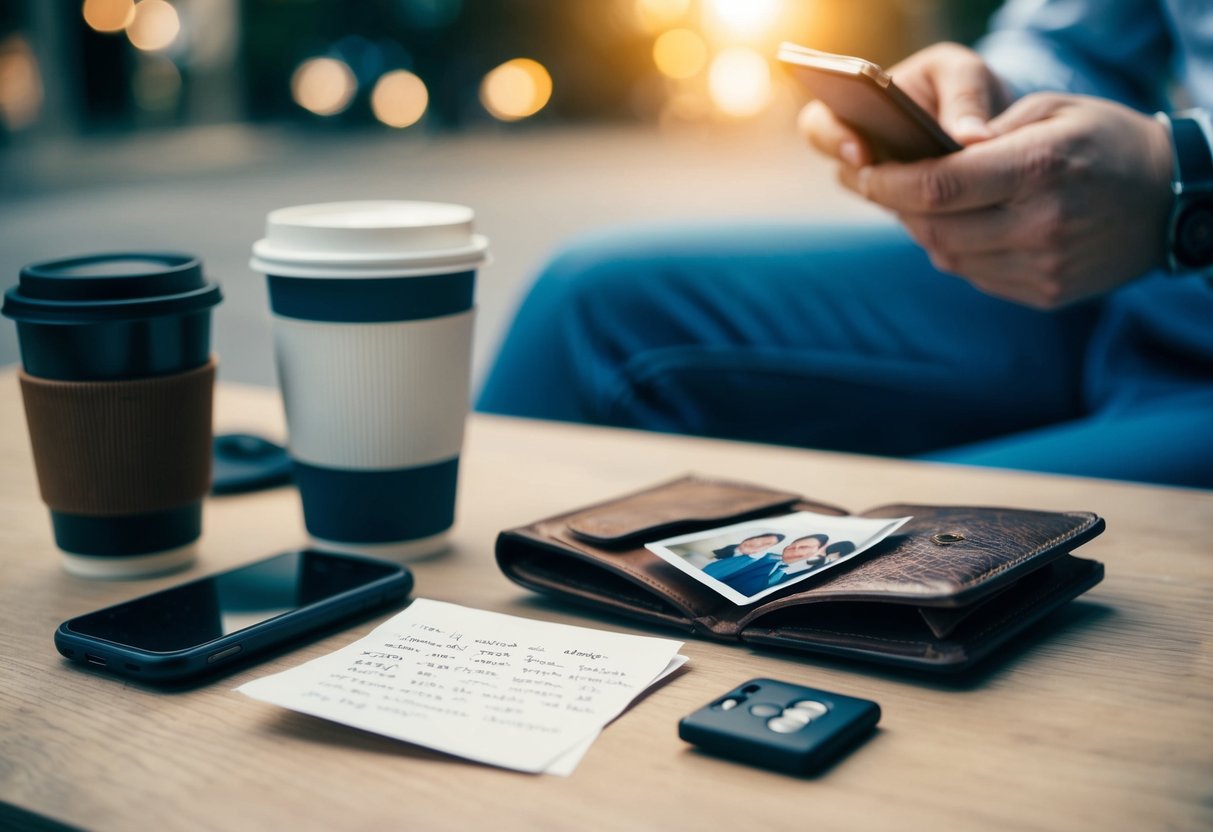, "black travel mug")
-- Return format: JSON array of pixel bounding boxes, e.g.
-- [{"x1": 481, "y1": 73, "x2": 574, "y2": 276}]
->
[{"x1": 3, "y1": 253, "x2": 222, "y2": 578}]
